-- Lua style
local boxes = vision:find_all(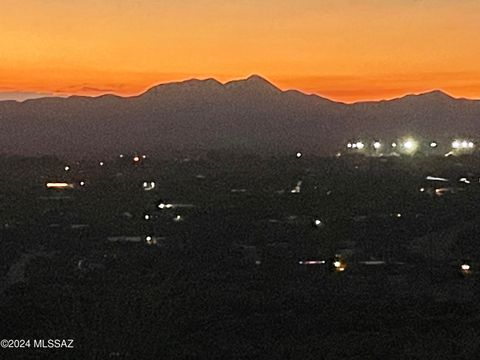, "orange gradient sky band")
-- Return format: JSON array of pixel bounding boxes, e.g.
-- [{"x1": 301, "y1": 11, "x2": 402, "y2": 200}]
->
[{"x1": 1, "y1": 0, "x2": 480, "y2": 103}]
